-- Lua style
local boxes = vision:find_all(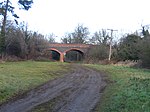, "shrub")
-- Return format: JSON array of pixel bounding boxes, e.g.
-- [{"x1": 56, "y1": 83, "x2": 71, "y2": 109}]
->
[
  {"x1": 139, "y1": 37, "x2": 150, "y2": 68},
  {"x1": 85, "y1": 44, "x2": 109, "y2": 63}
]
